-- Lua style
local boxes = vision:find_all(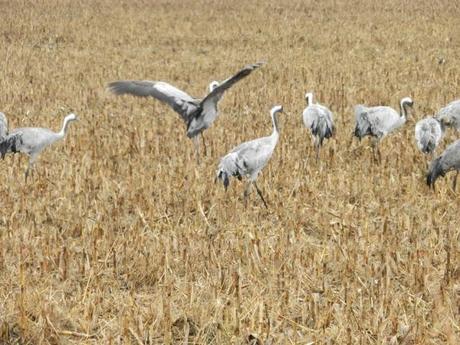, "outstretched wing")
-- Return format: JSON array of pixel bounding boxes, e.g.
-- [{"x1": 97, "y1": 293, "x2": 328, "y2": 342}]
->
[
  {"x1": 0, "y1": 132, "x2": 22, "y2": 159},
  {"x1": 203, "y1": 62, "x2": 265, "y2": 104},
  {"x1": 107, "y1": 80, "x2": 199, "y2": 122},
  {"x1": 186, "y1": 62, "x2": 265, "y2": 138}
]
